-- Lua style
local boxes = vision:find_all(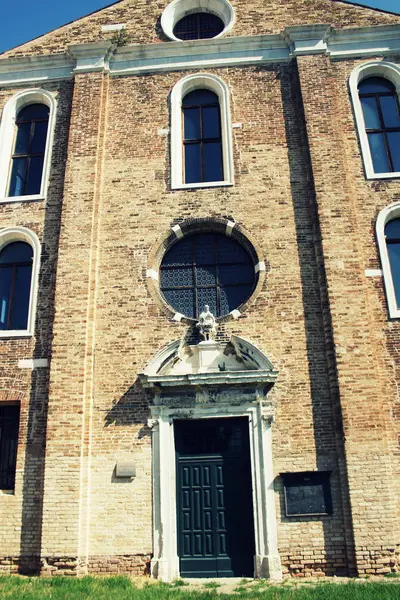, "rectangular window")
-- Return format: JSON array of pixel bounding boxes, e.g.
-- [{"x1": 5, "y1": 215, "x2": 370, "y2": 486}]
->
[
  {"x1": 0, "y1": 404, "x2": 20, "y2": 490},
  {"x1": 281, "y1": 471, "x2": 332, "y2": 517}
]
